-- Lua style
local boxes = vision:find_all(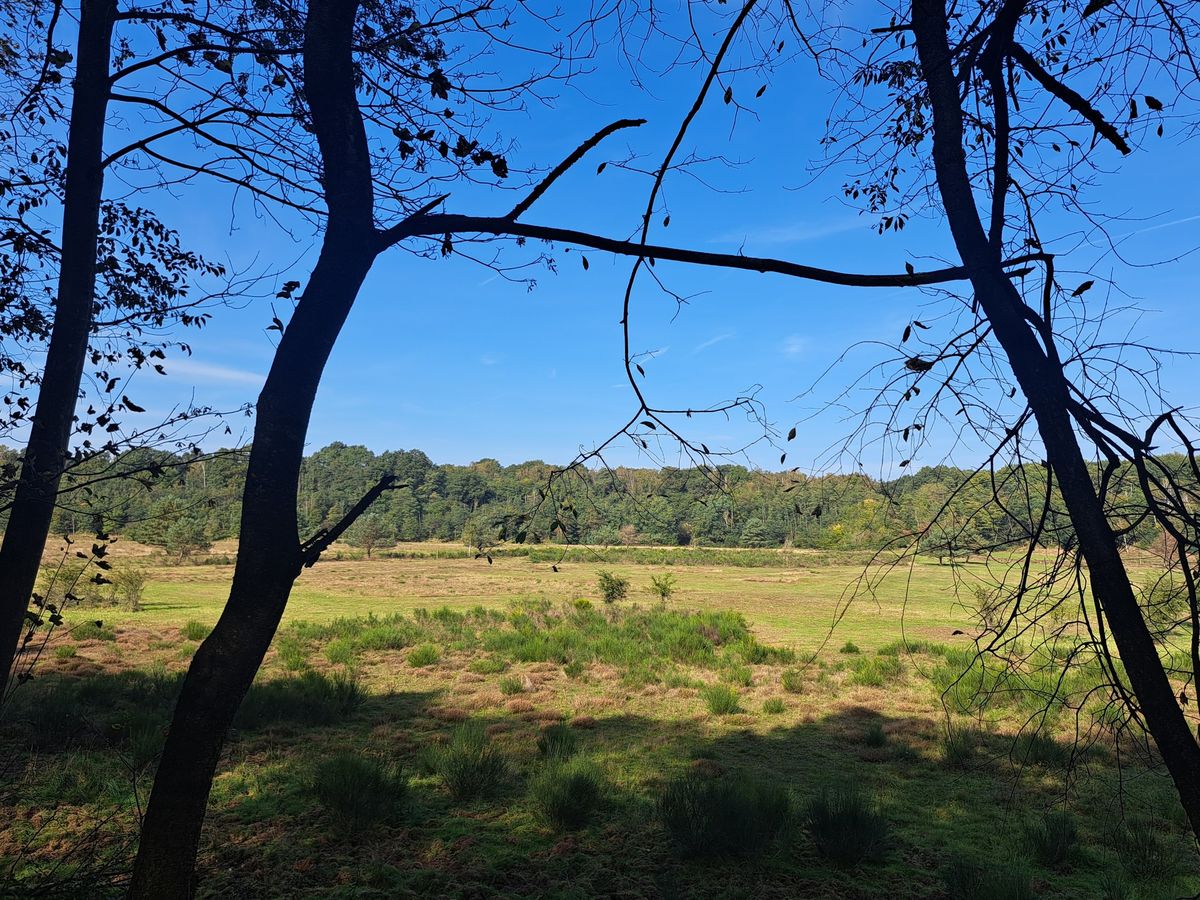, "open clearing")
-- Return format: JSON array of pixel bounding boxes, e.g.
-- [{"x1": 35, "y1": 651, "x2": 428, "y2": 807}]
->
[{"x1": 2, "y1": 545, "x2": 1197, "y2": 897}]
